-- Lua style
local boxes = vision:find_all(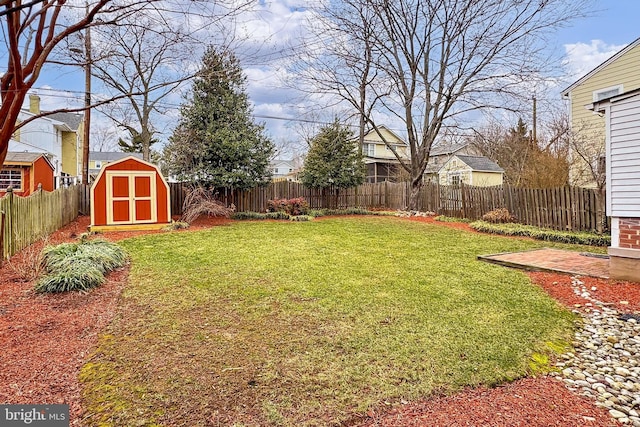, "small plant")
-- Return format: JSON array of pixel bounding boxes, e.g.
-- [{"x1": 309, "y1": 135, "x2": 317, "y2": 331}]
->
[
  {"x1": 482, "y1": 208, "x2": 516, "y2": 223},
  {"x1": 289, "y1": 215, "x2": 313, "y2": 222},
  {"x1": 163, "y1": 221, "x2": 190, "y2": 231},
  {"x1": 470, "y1": 221, "x2": 611, "y2": 246},
  {"x1": 36, "y1": 239, "x2": 128, "y2": 293},
  {"x1": 434, "y1": 215, "x2": 472, "y2": 223},
  {"x1": 267, "y1": 197, "x2": 309, "y2": 216},
  {"x1": 180, "y1": 186, "x2": 235, "y2": 224},
  {"x1": 231, "y1": 211, "x2": 291, "y2": 220},
  {"x1": 6, "y1": 237, "x2": 48, "y2": 282}
]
